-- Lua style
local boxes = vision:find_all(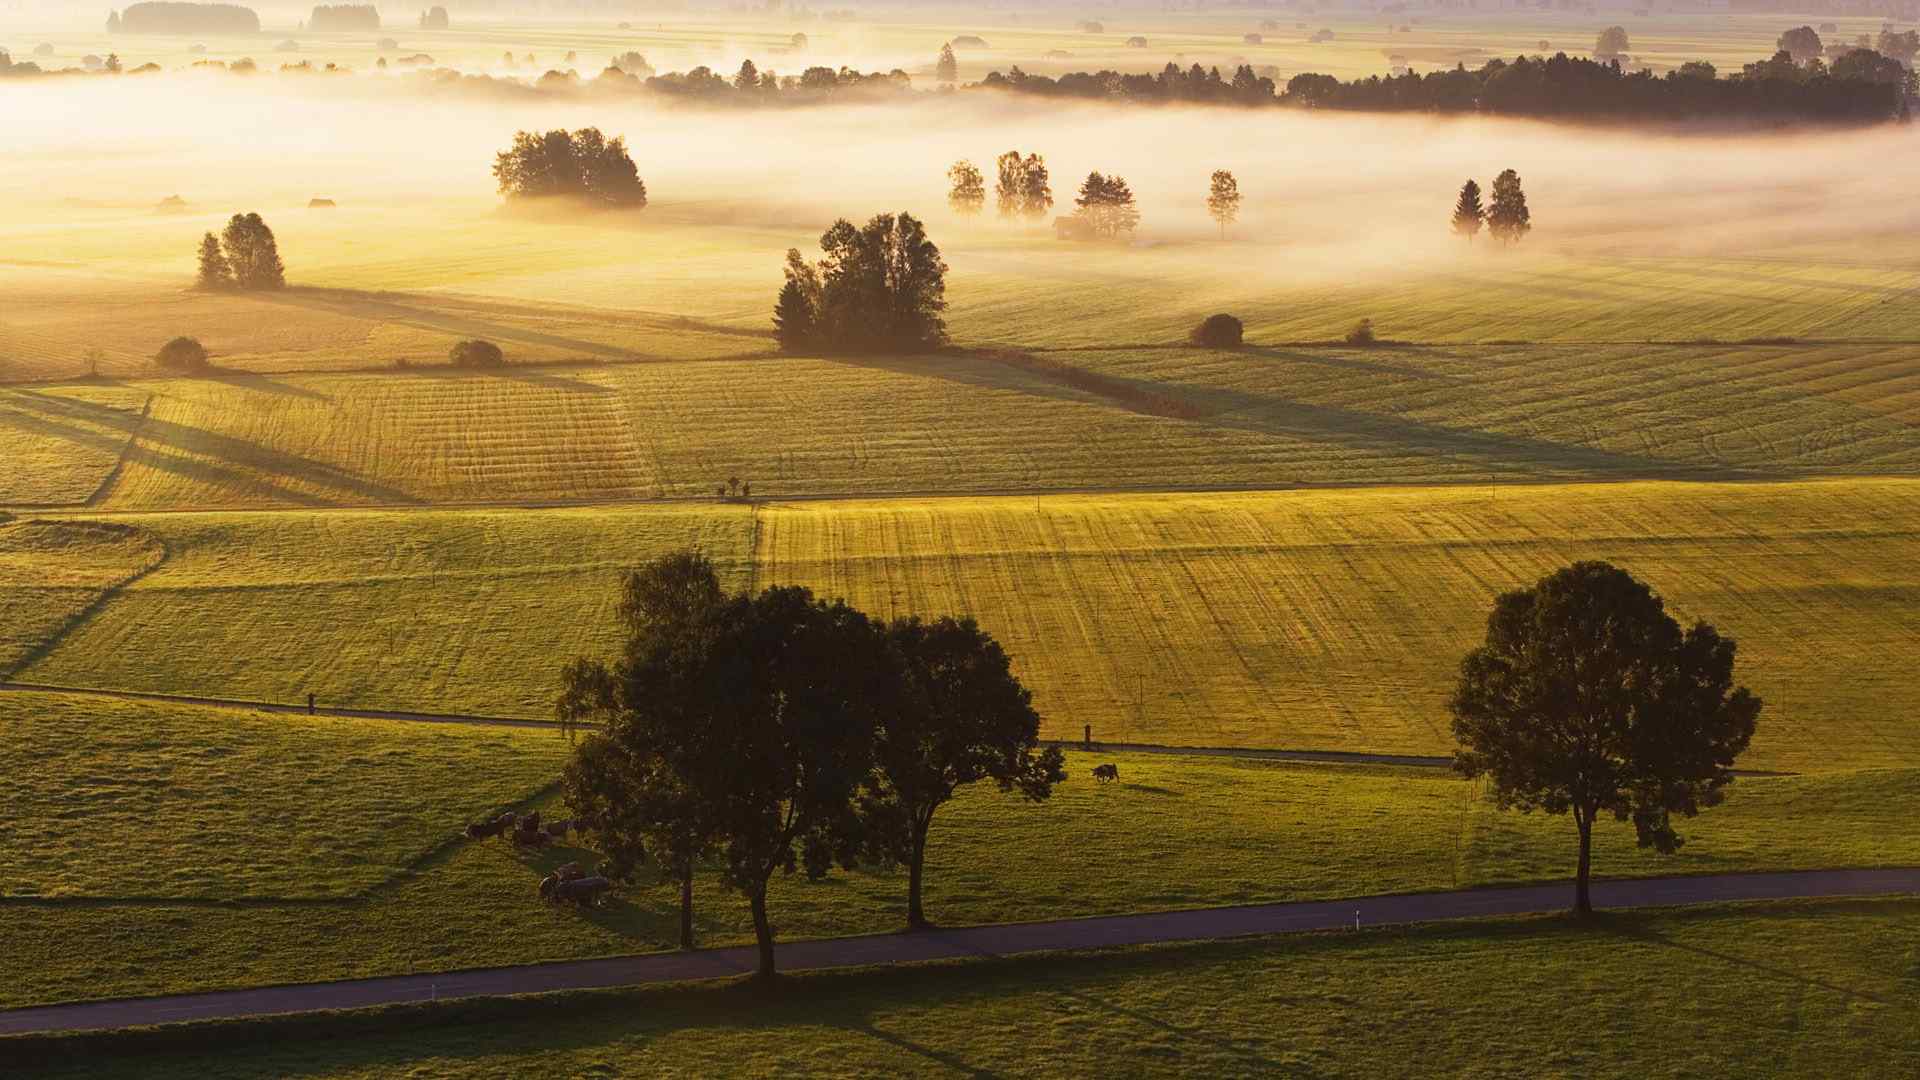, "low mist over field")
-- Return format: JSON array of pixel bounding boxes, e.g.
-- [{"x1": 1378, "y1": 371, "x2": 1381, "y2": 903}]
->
[{"x1": 6, "y1": 70, "x2": 1920, "y2": 295}]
